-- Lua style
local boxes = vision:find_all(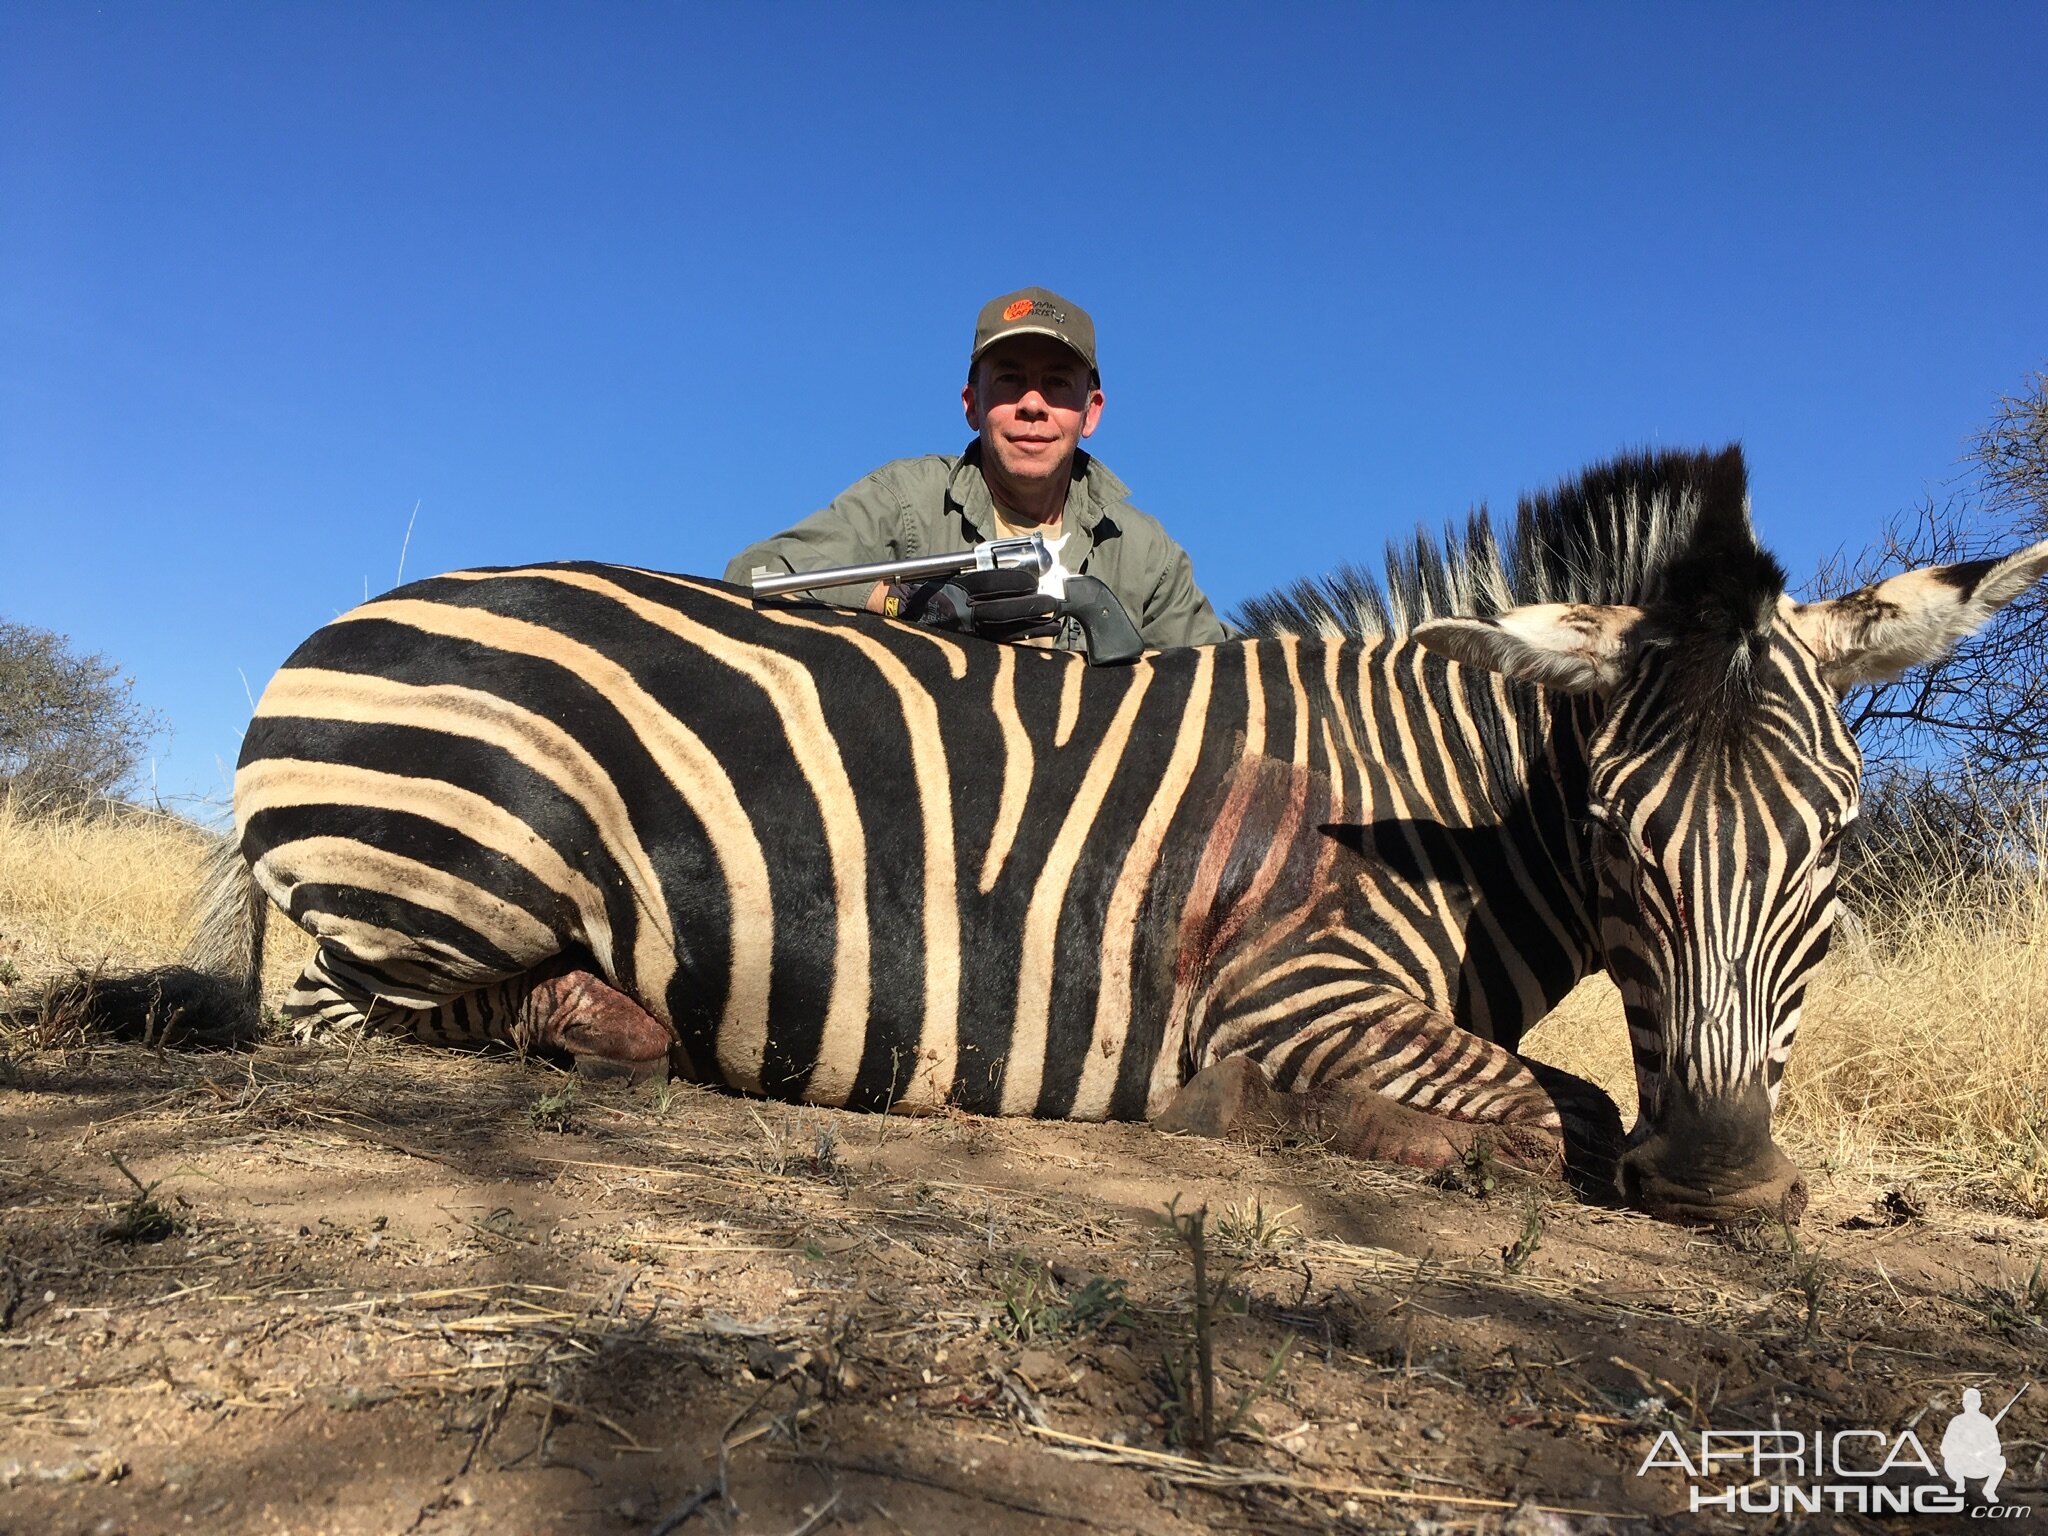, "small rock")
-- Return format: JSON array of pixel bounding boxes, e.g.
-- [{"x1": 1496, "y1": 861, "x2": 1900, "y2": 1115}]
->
[
  {"x1": 1420, "y1": 1424, "x2": 1446, "y2": 1443},
  {"x1": 1096, "y1": 1347, "x2": 1147, "y2": 1385},
  {"x1": 1244, "y1": 1401, "x2": 1288, "y2": 1433},
  {"x1": 1072, "y1": 1370, "x2": 1117, "y2": 1409},
  {"x1": 745, "y1": 1341, "x2": 800, "y2": 1378},
  {"x1": 1502, "y1": 1500, "x2": 1576, "y2": 1536},
  {"x1": 1017, "y1": 1348, "x2": 1065, "y2": 1383}
]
